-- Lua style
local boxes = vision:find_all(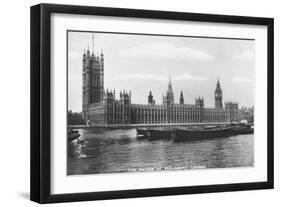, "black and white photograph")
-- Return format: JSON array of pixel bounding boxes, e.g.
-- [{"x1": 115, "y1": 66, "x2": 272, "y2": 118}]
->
[
  {"x1": 28, "y1": 2, "x2": 274, "y2": 204},
  {"x1": 67, "y1": 31, "x2": 255, "y2": 175}
]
